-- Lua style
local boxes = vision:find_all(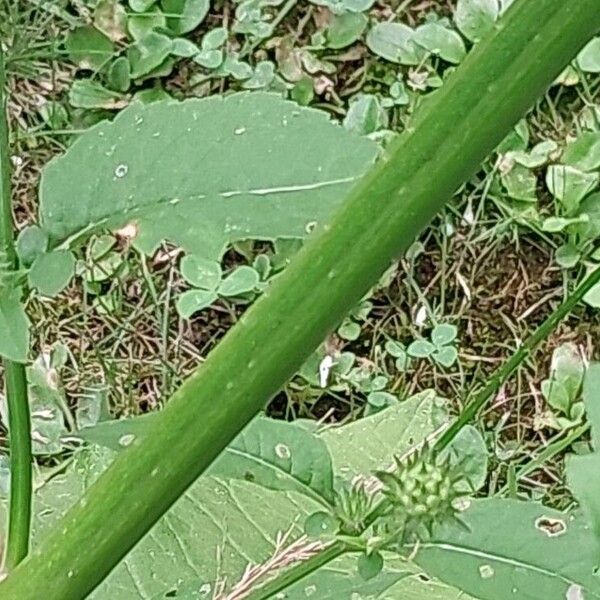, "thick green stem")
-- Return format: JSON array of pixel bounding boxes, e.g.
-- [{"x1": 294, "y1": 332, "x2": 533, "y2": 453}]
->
[
  {"x1": 0, "y1": 49, "x2": 32, "y2": 570},
  {"x1": 2, "y1": 1, "x2": 599, "y2": 598},
  {"x1": 249, "y1": 265, "x2": 600, "y2": 600}
]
